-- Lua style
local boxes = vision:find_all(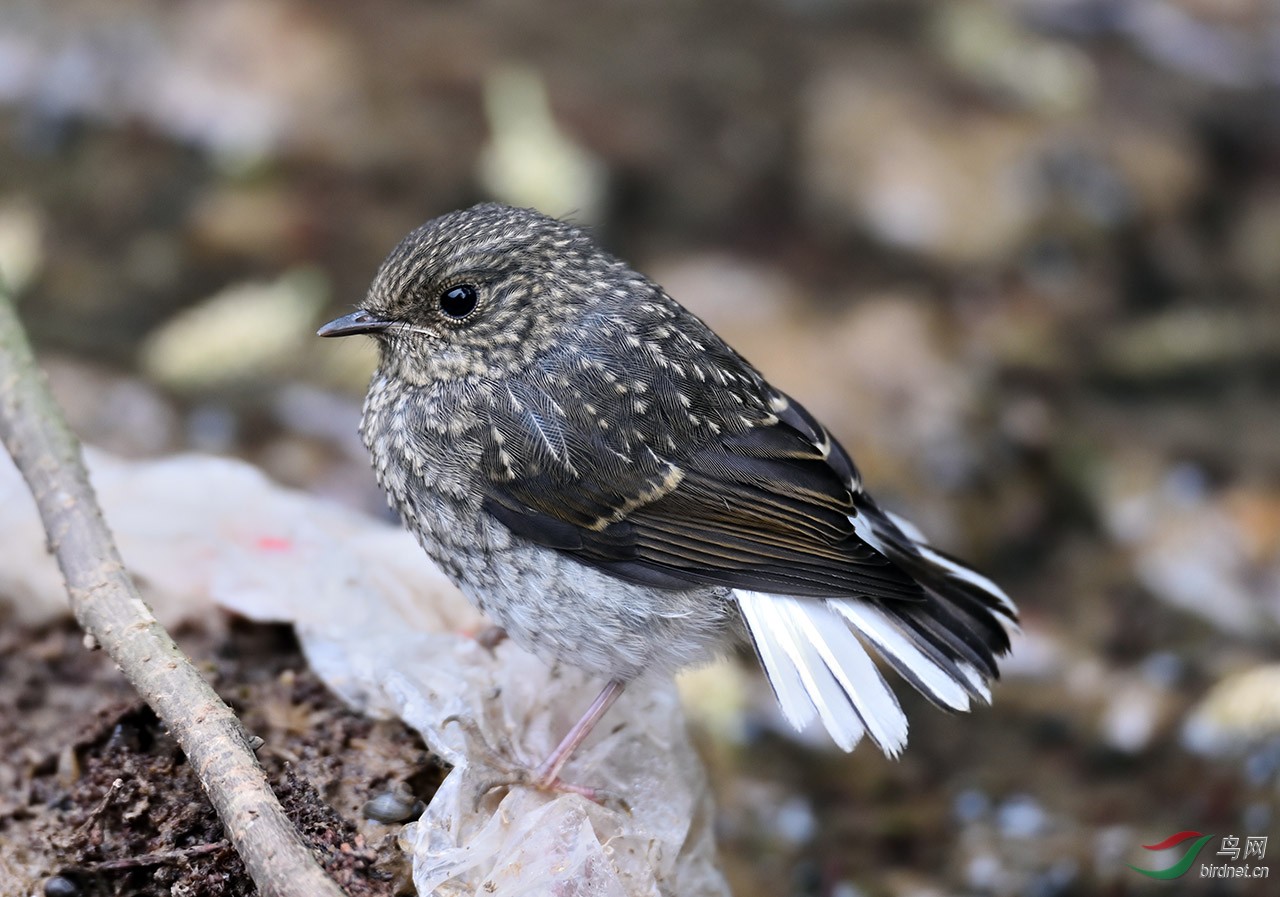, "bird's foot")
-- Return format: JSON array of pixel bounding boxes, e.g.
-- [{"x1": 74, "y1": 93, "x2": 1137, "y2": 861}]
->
[{"x1": 441, "y1": 714, "x2": 628, "y2": 812}]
